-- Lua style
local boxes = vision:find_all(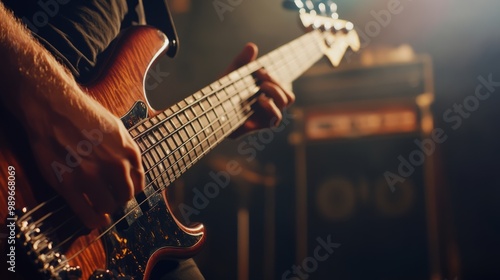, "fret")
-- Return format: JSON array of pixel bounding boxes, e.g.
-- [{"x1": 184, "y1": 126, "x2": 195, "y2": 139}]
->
[
  {"x1": 230, "y1": 93, "x2": 242, "y2": 106},
  {"x1": 206, "y1": 109, "x2": 217, "y2": 124},
  {"x1": 143, "y1": 120, "x2": 153, "y2": 130},
  {"x1": 194, "y1": 141, "x2": 203, "y2": 159},
  {"x1": 171, "y1": 133, "x2": 183, "y2": 150},
  {"x1": 258, "y1": 55, "x2": 270, "y2": 72},
  {"x1": 164, "y1": 107, "x2": 174, "y2": 118},
  {"x1": 183, "y1": 140, "x2": 194, "y2": 161},
  {"x1": 178, "y1": 110, "x2": 188, "y2": 124},
  {"x1": 169, "y1": 103, "x2": 180, "y2": 115},
  {"x1": 215, "y1": 104, "x2": 225, "y2": 123},
  {"x1": 165, "y1": 162, "x2": 175, "y2": 185},
  {"x1": 180, "y1": 143, "x2": 189, "y2": 163},
  {"x1": 149, "y1": 116, "x2": 159, "y2": 125},
  {"x1": 177, "y1": 127, "x2": 189, "y2": 144},
  {"x1": 142, "y1": 134, "x2": 156, "y2": 155},
  {"x1": 220, "y1": 86, "x2": 230, "y2": 99},
  {"x1": 200, "y1": 136, "x2": 210, "y2": 151},
  {"x1": 236, "y1": 64, "x2": 251, "y2": 79},
  {"x1": 185, "y1": 122, "x2": 195, "y2": 139},
  {"x1": 166, "y1": 137, "x2": 177, "y2": 154},
  {"x1": 209, "y1": 109, "x2": 222, "y2": 133},
  {"x1": 170, "y1": 115, "x2": 181, "y2": 129},
  {"x1": 191, "y1": 118, "x2": 202, "y2": 135},
  {"x1": 278, "y1": 45, "x2": 293, "y2": 80},
  {"x1": 185, "y1": 94, "x2": 195, "y2": 104},
  {"x1": 171, "y1": 143, "x2": 182, "y2": 163},
  {"x1": 201, "y1": 85, "x2": 211, "y2": 95},
  {"x1": 233, "y1": 77, "x2": 246, "y2": 92},
  {"x1": 158, "y1": 165, "x2": 170, "y2": 188},
  {"x1": 222, "y1": 99, "x2": 232, "y2": 113},
  {"x1": 224, "y1": 82, "x2": 237, "y2": 97},
  {"x1": 208, "y1": 132, "x2": 217, "y2": 145},
  {"x1": 168, "y1": 154, "x2": 181, "y2": 179},
  {"x1": 179, "y1": 137, "x2": 194, "y2": 165},
  {"x1": 147, "y1": 133, "x2": 157, "y2": 145},
  {"x1": 184, "y1": 107, "x2": 193, "y2": 121},
  {"x1": 199, "y1": 113, "x2": 210, "y2": 132},
  {"x1": 136, "y1": 123, "x2": 146, "y2": 133},
  {"x1": 188, "y1": 121, "x2": 200, "y2": 145},
  {"x1": 192, "y1": 102, "x2": 203, "y2": 116},
  {"x1": 148, "y1": 131, "x2": 162, "y2": 165},
  {"x1": 143, "y1": 151, "x2": 156, "y2": 174},
  {"x1": 246, "y1": 60, "x2": 260, "y2": 73},
  {"x1": 228, "y1": 70, "x2": 241, "y2": 82},
  {"x1": 158, "y1": 141, "x2": 169, "y2": 158},
  {"x1": 136, "y1": 137, "x2": 148, "y2": 152},
  {"x1": 129, "y1": 127, "x2": 140, "y2": 137},
  {"x1": 177, "y1": 99, "x2": 187, "y2": 110},
  {"x1": 200, "y1": 98, "x2": 210, "y2": 114},
  {"x1": 157, "y1": 123, "x2": 168, "y2": 138},
  {"x1": 206, "y1": 90, "x2": 218, "y2": 106},
  {"x1": 219, "y1": 75, "x2": 230, "y2": 86},
  {"x1": 210, "y1": 80, "x2": 221, "y2": 91},
  {"x1": 127, "y1": 29, "x2": 344, "y2": 201}
]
